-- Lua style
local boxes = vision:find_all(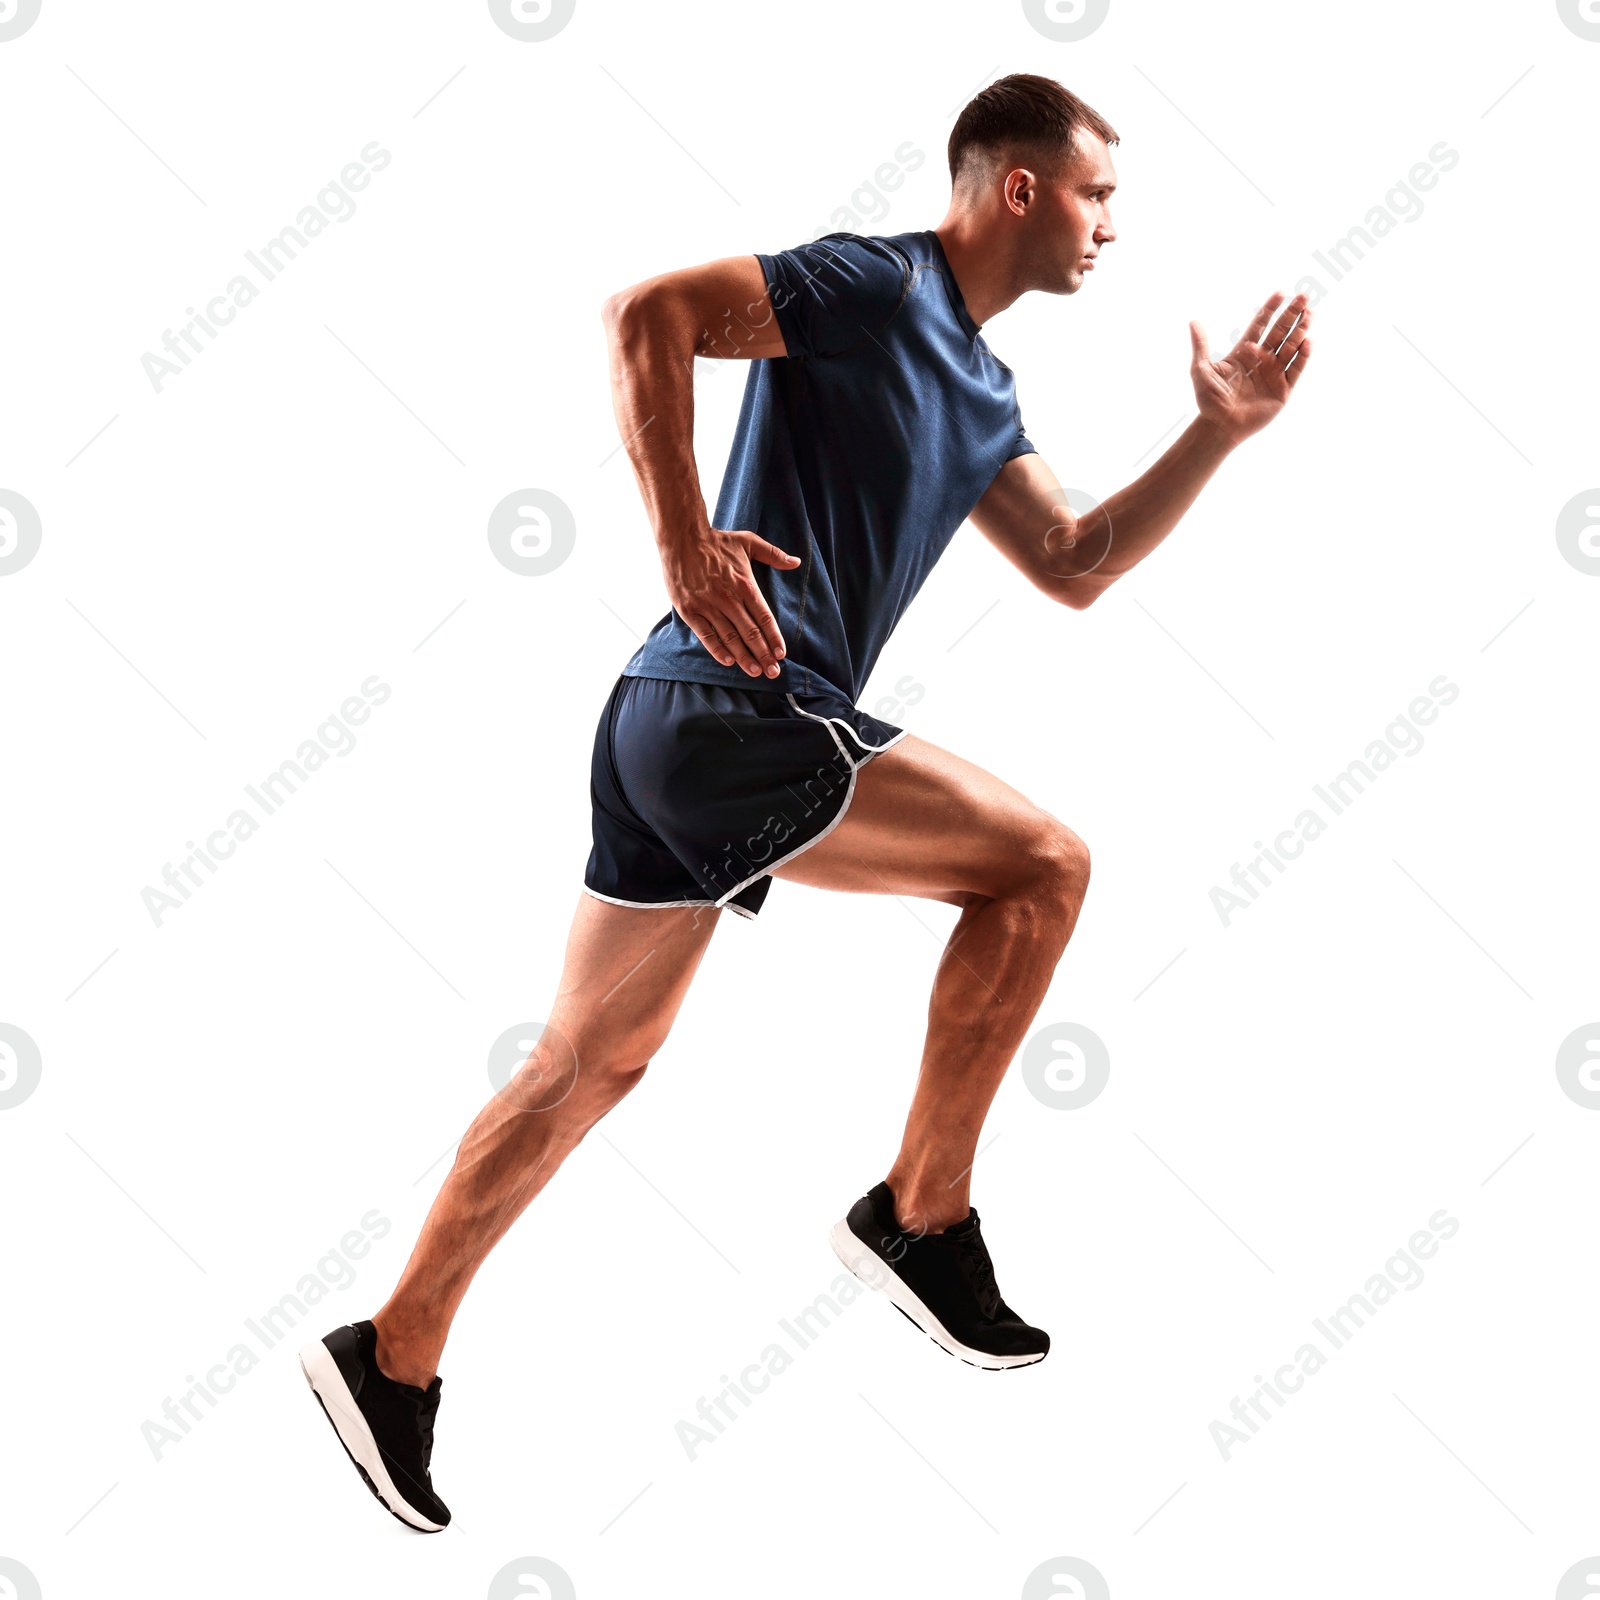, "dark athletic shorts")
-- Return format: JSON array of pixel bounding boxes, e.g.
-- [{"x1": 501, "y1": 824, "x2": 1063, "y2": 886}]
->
[{"x1": 584, "y1": 673, "x2": 907, "y2": 920}]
